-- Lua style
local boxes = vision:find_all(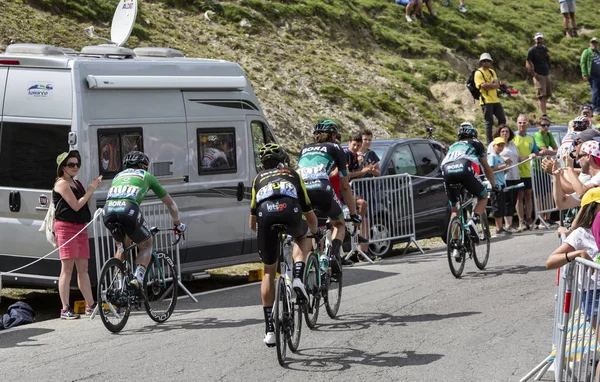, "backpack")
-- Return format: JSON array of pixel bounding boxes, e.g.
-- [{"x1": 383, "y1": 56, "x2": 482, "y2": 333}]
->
[
  {"x1": 466, "y1": 69, "x2": 496, "y2": 103},
  {"x1": 39, "y1": 189, "x2": 60, "y2": 248}
]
